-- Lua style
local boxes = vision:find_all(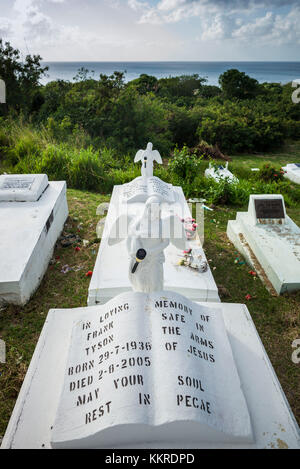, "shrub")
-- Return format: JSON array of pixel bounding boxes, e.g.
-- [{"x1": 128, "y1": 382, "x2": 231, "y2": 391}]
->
[
  {"x1": 191, "y1": 140, "x2": 229, "y2": 161},
  {"x1": 168, "y1": 145, "x2": 203, "y2": 183},
  {"x1": 257, "y1": 163, "x2": 285, "y2": 182},
  {"x1": 68, "y1": 147, "x2": 110, "y2": 192},
  {"x1": 194, "y1": 101, "x2": 286, "y2": 153},
  {"x1": 14, "y1": 144, "x2": 69, "y2": 180},
  {"x1": 110, "y1": 167, "x2": 140, "y2": 186}
]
